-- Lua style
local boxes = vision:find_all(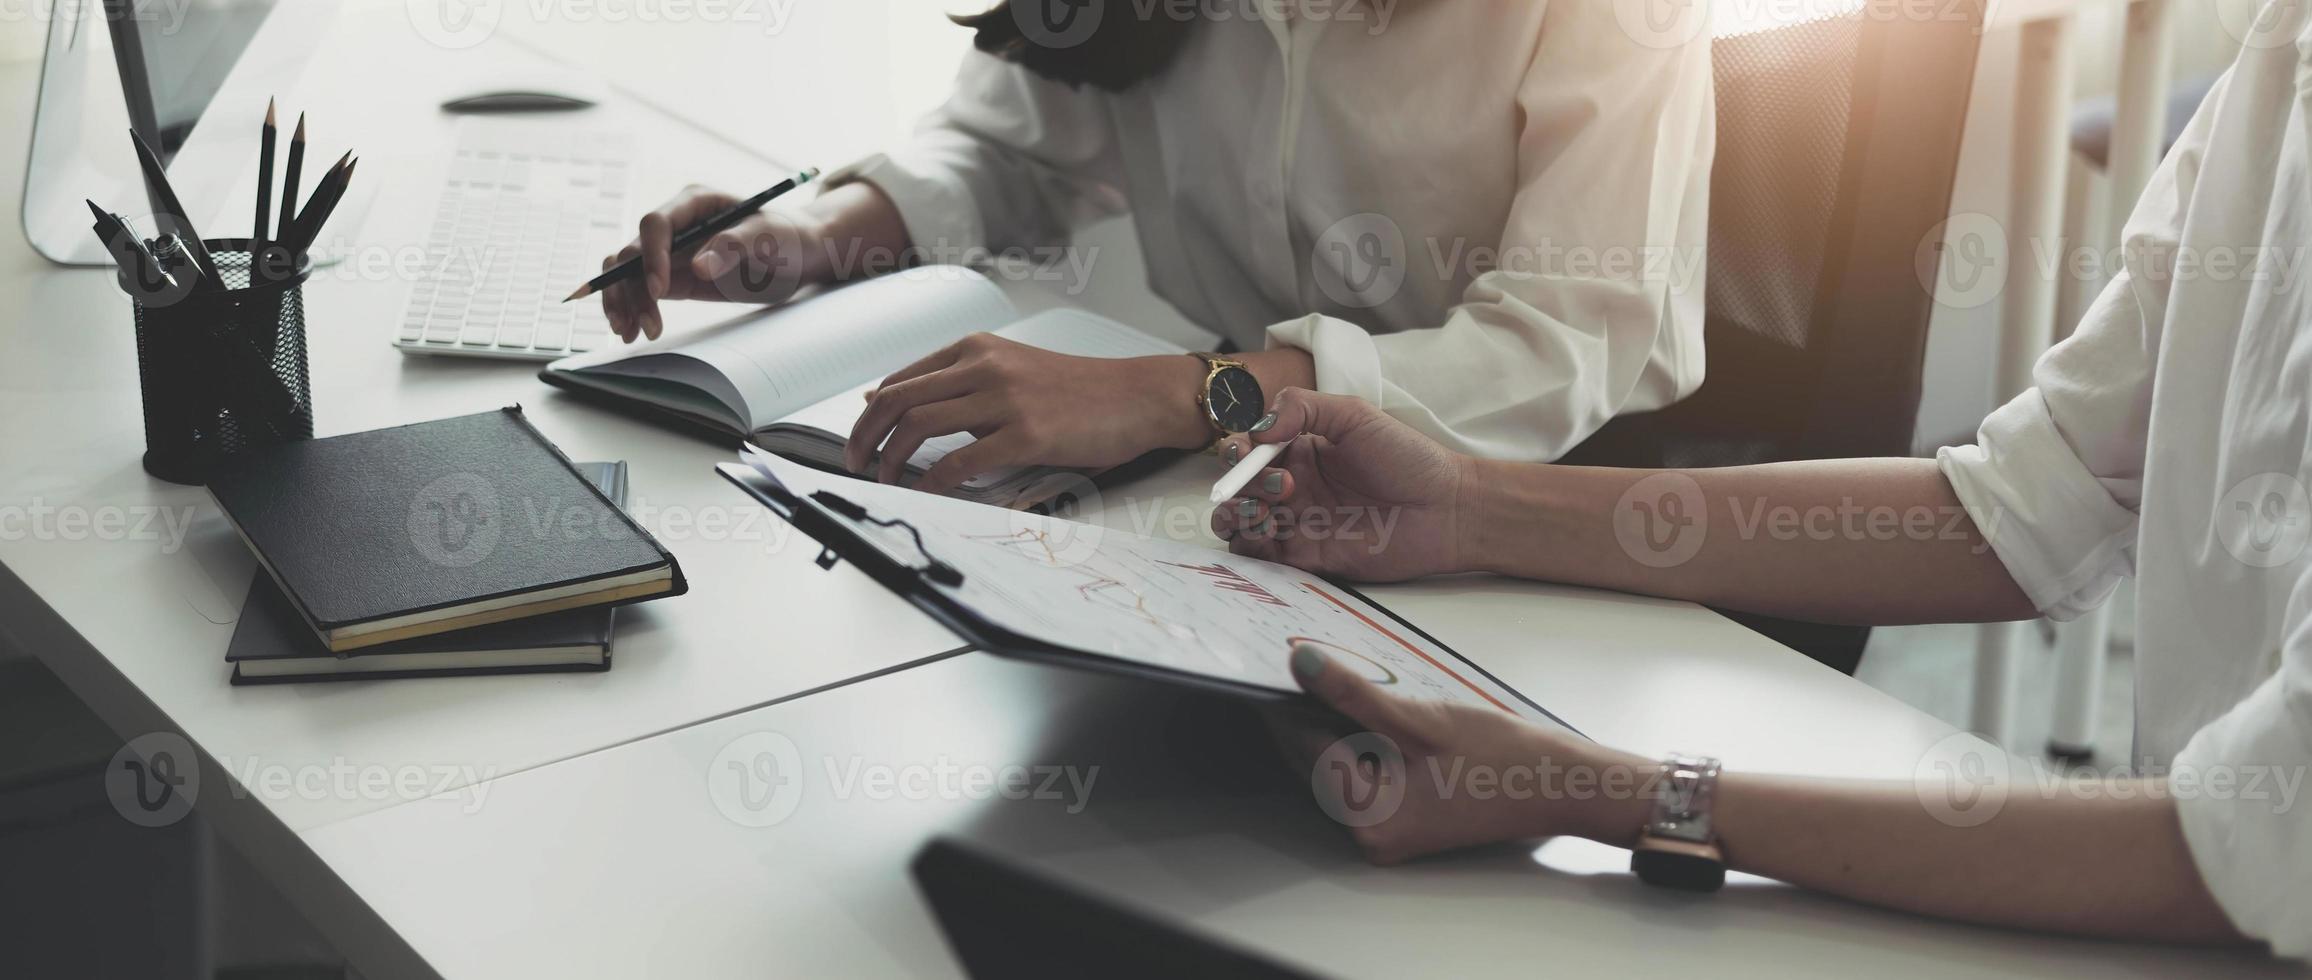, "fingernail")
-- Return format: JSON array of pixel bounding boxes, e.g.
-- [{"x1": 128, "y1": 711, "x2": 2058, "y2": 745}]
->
[
  {"x1": 695, "y1": 250, "x2": 727, "y2": 280},
  {"x1": 1224, "y1": 442, "x2": 1243, "y2": 463},
  {"x1": 1290, "y1": 643, "x2": 1326, "y2": 683},
  {"x1": 1259, "y1": 518, "x2": 1275, "y2": 537},
  {"x1": 1262, "y1": 471, "x2": 1284, "y2": 495},
  {"x1": 1237, "y1": 499, "x2": 1260, "y2": 519},
  {"x1": 1249, "y1": 412, "x2": 1278, "y2": 433}
]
